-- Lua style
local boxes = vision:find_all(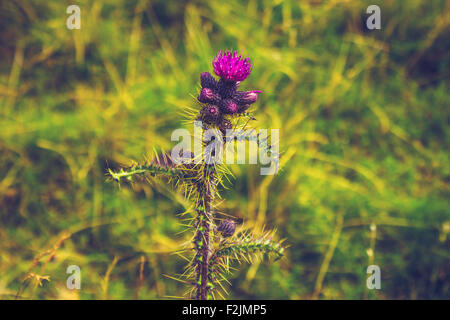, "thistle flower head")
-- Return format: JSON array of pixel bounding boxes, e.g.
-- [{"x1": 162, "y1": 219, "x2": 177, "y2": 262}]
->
[{"x1": 213, "y1": 50, "x2": 252, "y2": 82}]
